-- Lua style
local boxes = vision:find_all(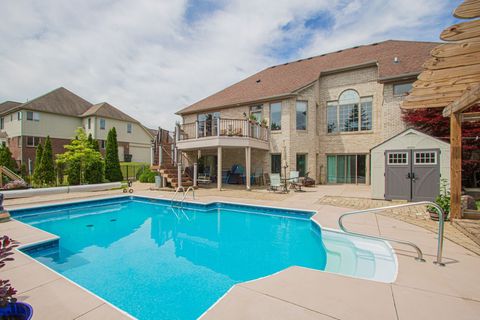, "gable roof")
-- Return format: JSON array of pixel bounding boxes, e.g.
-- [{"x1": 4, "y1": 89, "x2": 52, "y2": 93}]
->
[
  {"x1": 0, "y1": 87, "x2": 93, "y2": 117},
  {"x1": 0, "y1": 101, "x2": 22, "y2": 114},
  {"x1": 177, "y1": 40, "x2": 438, "y2": 115},
  {"x1": 81, "y1": 102, "x2": 139, "y2": 123},
  {"x1": 370, "y1": 128, "x2": 450, "y2": 151}
]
